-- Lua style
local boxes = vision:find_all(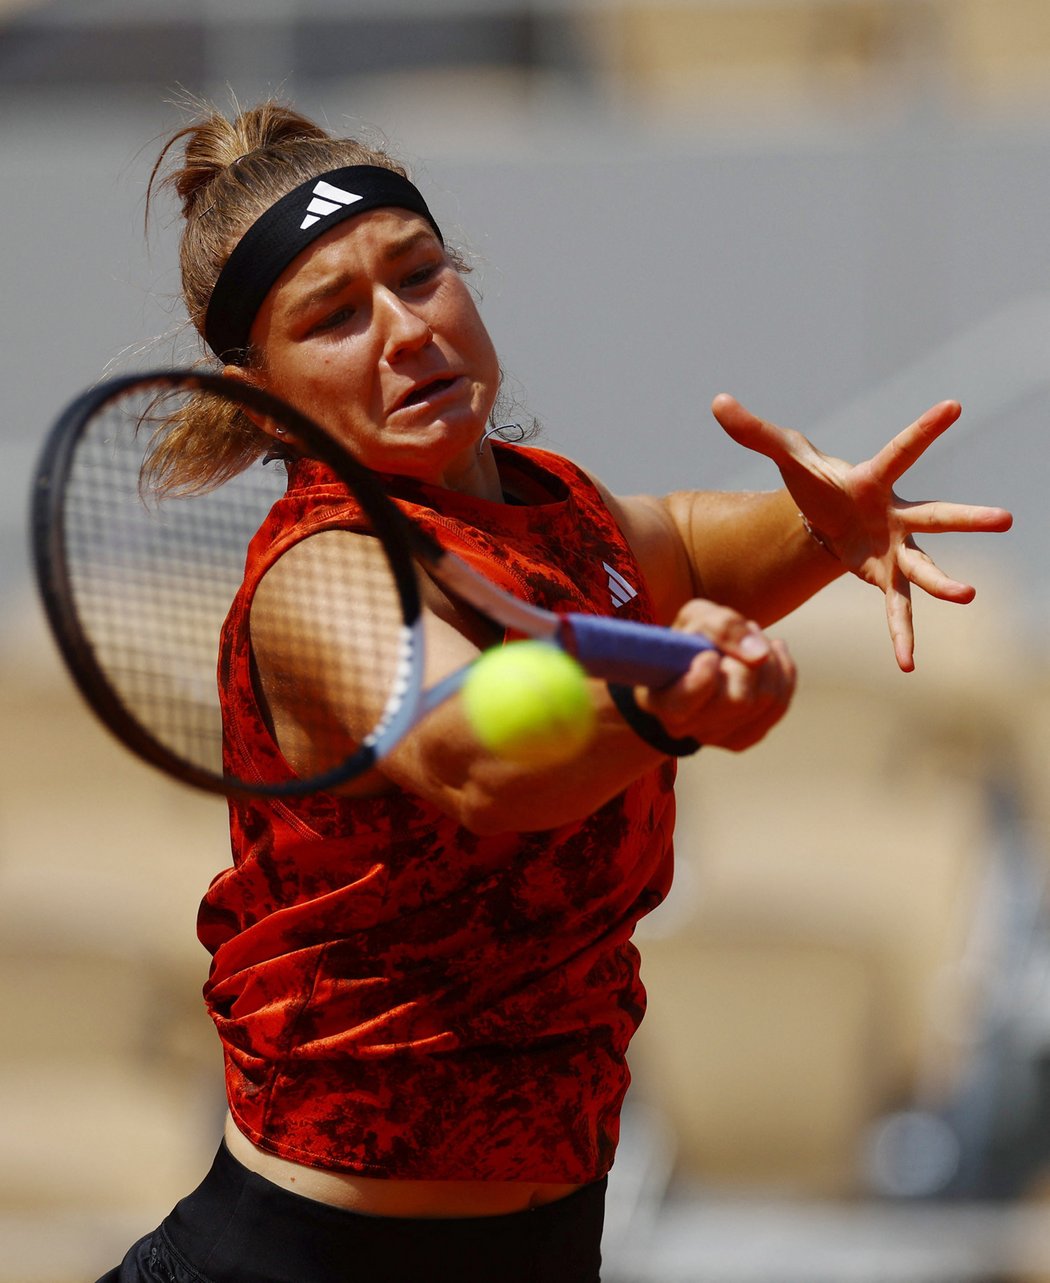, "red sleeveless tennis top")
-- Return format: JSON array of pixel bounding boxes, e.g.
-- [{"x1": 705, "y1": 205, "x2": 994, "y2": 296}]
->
[{"x1": 201, "y1": 444, "x2": 676, "y2": 1182}]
